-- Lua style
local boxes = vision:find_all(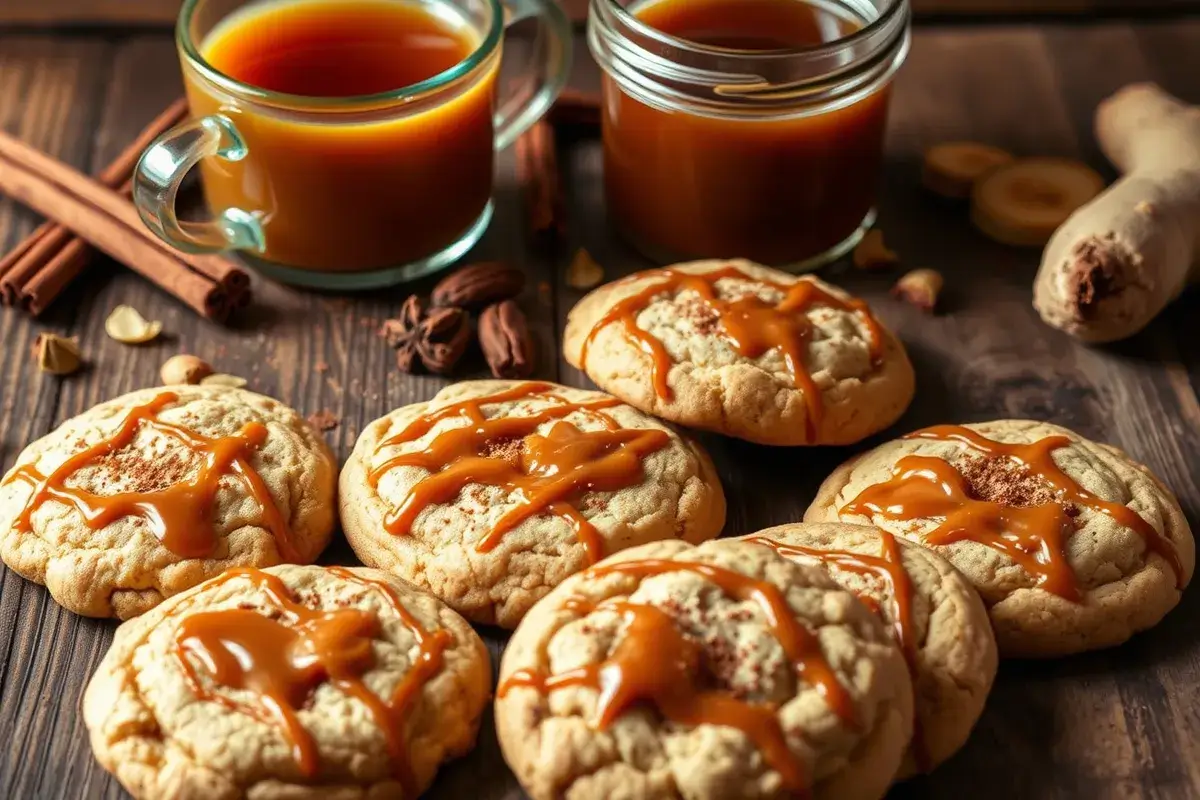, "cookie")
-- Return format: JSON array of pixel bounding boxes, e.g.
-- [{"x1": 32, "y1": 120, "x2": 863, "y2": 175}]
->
[
  {"x1": 340, "y1": 380, "x2": 726, "y2": 629},
  {"x1": 806, "y1": 420, "x2": 1195, "y2": 657},
  {"x1": 83, "y1": 564, "x2": 491, "y2": 799},
  {"x1": 563, "y1": 259, "x2": 915, "y2": 446},
  {"x1": 736, "y1": 522, "x2": 997, "y2": 778},
  {"x1": 496, "y1": 539, "x2": 913, "y2": 800},
  {"x1": 0, "y1": 386, "x2": 336, "y2": 619}
]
